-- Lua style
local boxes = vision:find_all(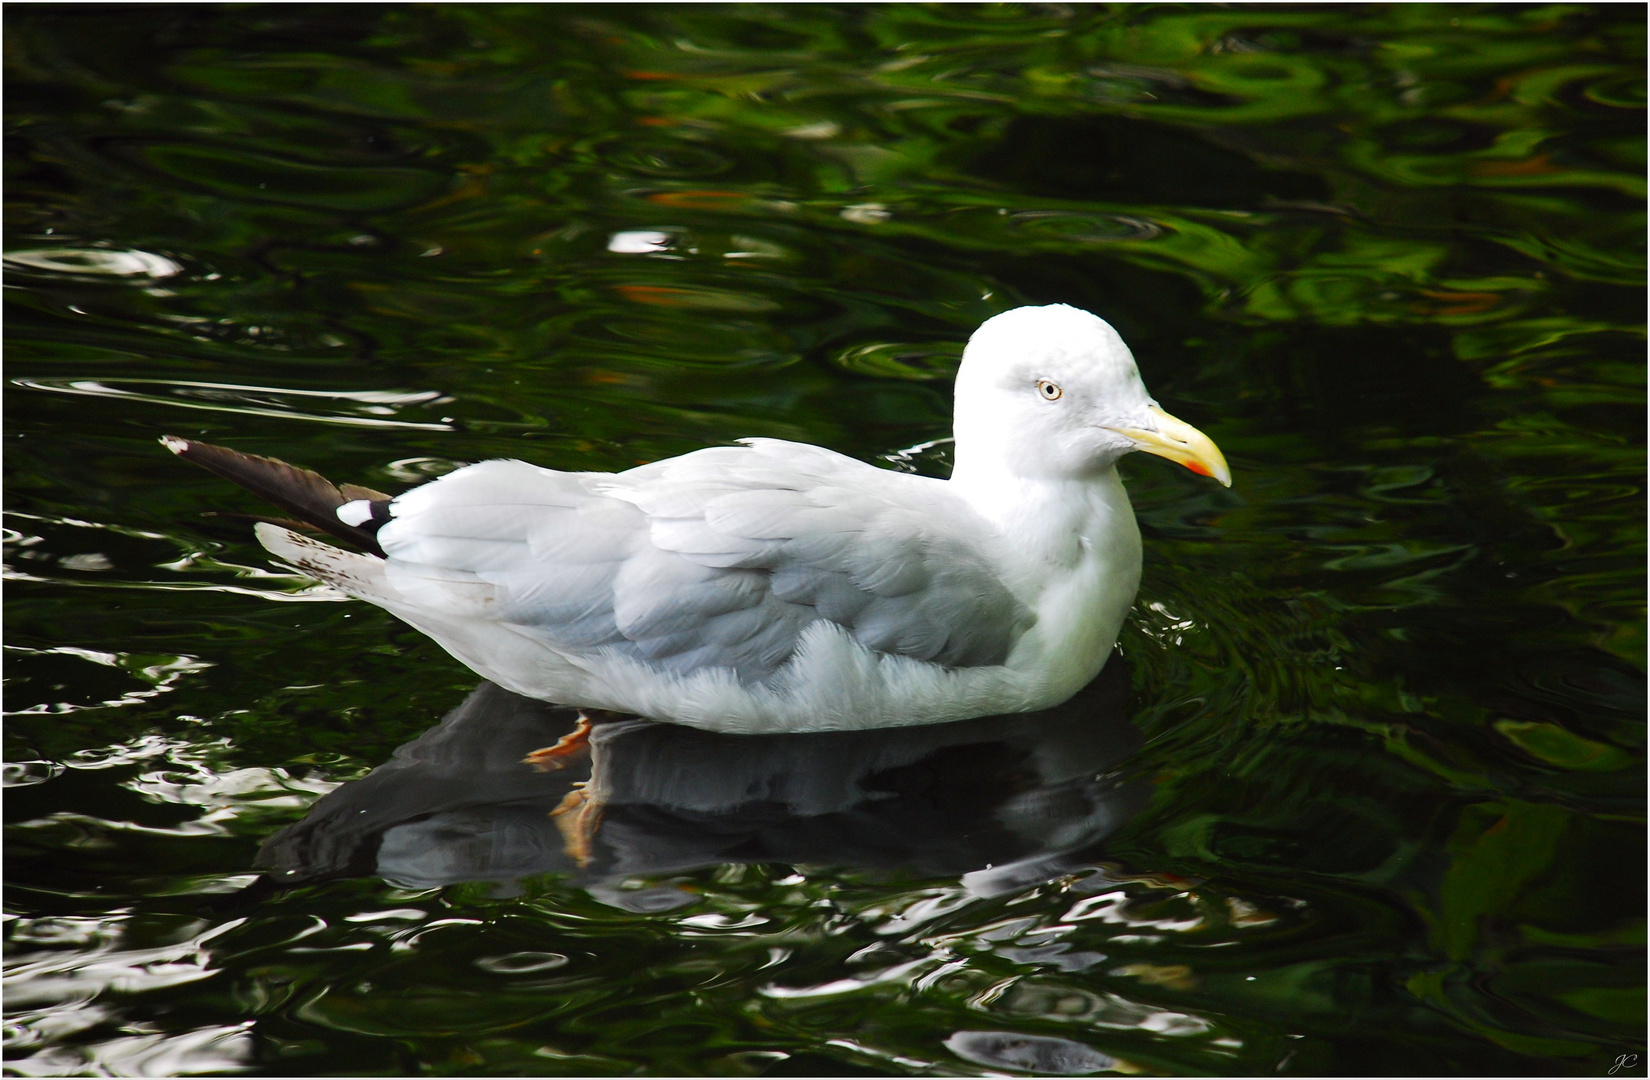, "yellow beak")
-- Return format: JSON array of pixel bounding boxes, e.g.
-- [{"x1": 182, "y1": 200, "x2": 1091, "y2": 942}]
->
[{"x1": 1109, "y1": 404, "x2": 1231, "y2": 487}]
